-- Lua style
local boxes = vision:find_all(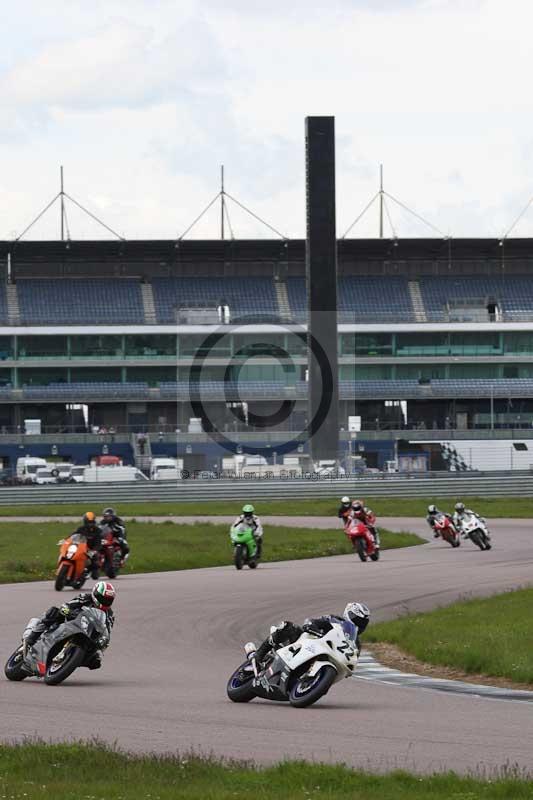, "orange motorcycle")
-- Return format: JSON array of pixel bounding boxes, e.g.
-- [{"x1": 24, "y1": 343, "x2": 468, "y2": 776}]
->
[{"x1": 55, "y1": 533, "x2": 89, "y2": 591}]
